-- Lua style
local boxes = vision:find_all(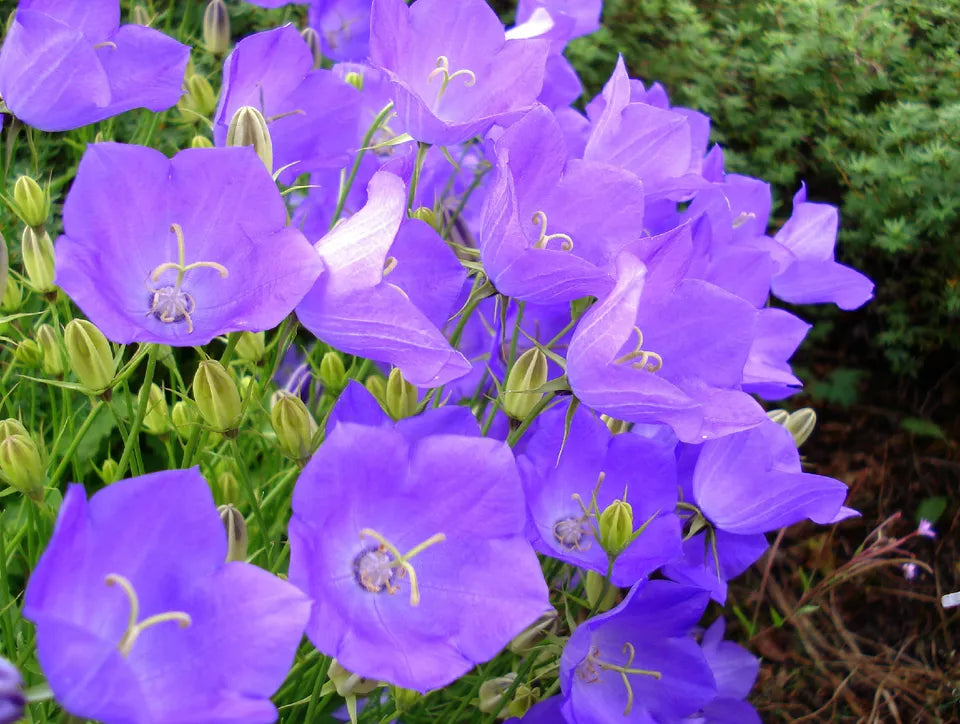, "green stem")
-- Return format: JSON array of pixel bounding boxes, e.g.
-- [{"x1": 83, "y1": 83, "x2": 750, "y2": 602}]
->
[
  {"x1": 407, "y1": 141, "x2": 431, "y2": 212},
  {"x1": 449, "y1": 276, "x2": 488, "y2": 349},
  {"x1": 229, "y1": 439, "x2": 270, "y2": 564},
  {"x1": 331, "y1": 102, "x2": 395, "y2": 228},
  {"x1": 114, "y1": 345, "x2": 157, "y2": 480},
  {"x1": 48, "y1": 400, "x2": 105, "y2": 486},
  {"x1": 507, "y1": 391, "x2": 557, "y2": 446}
]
